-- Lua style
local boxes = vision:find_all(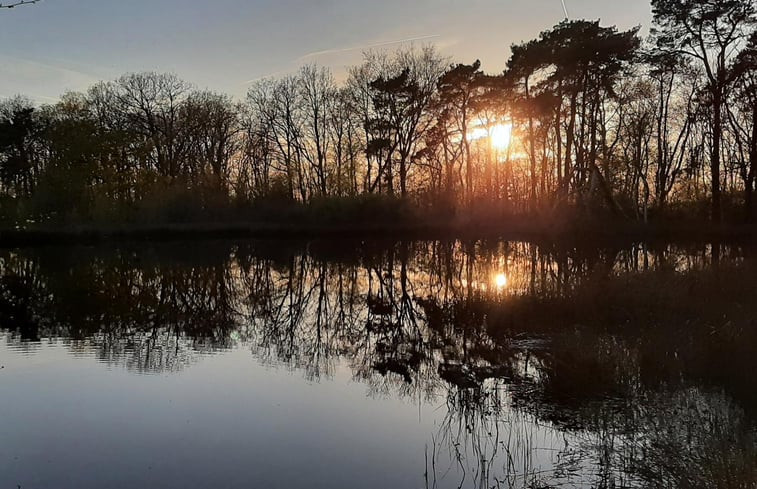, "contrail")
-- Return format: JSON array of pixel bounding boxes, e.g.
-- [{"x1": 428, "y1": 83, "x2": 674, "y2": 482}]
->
[
  {"x1": 242, "y1": 34, "x2": 442, "y2": 85},
  {"x1": 560, "y1": 0, "x2": 569, "y2": 19},
  {"x1": 296, "y1": 34, "x2": 441, "y2": 62},
  {"x1": 243, "y1": 69, "x2": 293, "y2": 85}
]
